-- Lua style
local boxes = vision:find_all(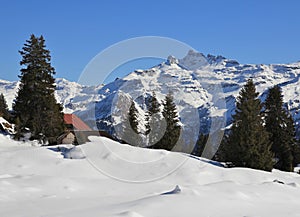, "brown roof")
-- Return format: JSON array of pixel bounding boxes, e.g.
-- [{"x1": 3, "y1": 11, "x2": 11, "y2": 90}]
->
[{"x1": 64, "y1": 114, "x2": 92, "y2": 131}]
